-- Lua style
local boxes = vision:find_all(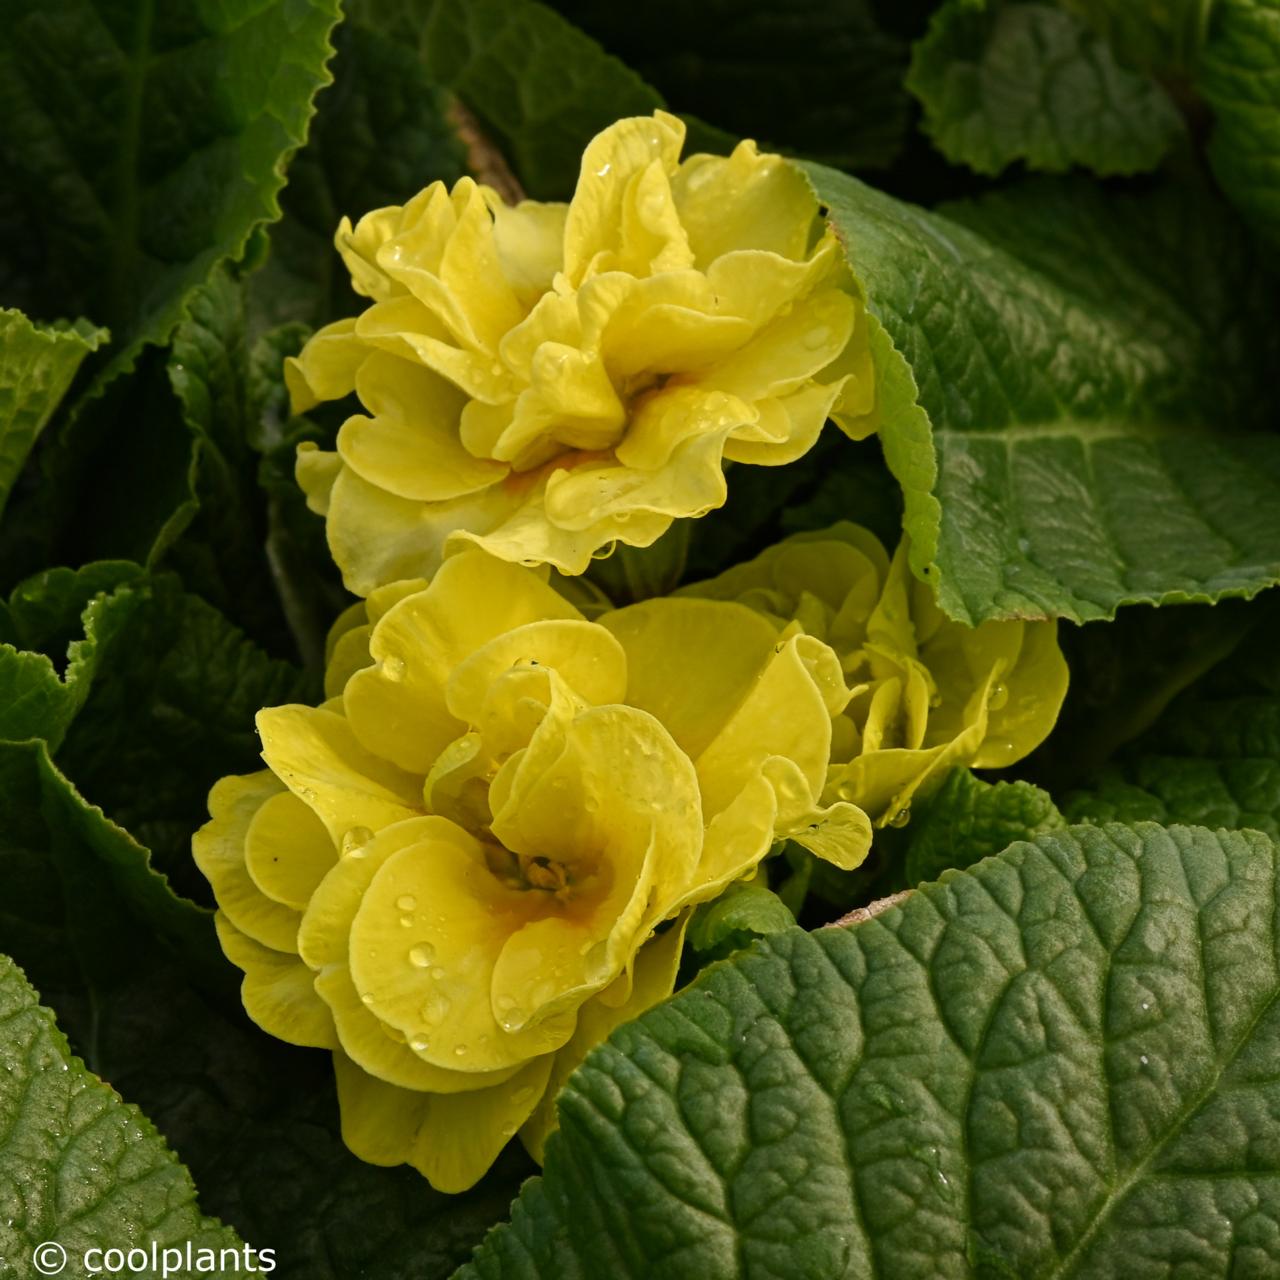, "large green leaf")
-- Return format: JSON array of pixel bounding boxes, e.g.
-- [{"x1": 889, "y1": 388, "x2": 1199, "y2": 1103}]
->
[
  {"x1": 907, "y1": 1, "x2": 1183, "y2": 176},
  {"x1": 0, "y1": 0, "x2": 341, "y2": 385},
  {"x1": 359, "y1": 0, "x2": 666, "y2": 198},
  {"x1": 0, "y1": 737, "x2": 221, "y2": 1002},
  {"x1": 546, "y1": 0, "x2": 912, "y2": 171},
  {"x1": 803, "y1": 164, "x2": 1280, "y2": 623},
  {"x1": 1067, "y1": 609, "x2": 1280, "y2": 837},
  {"x1": 0, "y1": 310, "x2": 106, "y2": 523},
  {"x1": 459, "y1": 821, "x2": 1280, "y2": 1279},
  {"x1": 1198, "y1": 0, "x2": 1280, "y2": 244},
  {"x1": 0, "y1": 562, "x2": 308, "y2": 901},
  {"x1": 0, "y1": 954, "x2": 243, "y2": 1271}
]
